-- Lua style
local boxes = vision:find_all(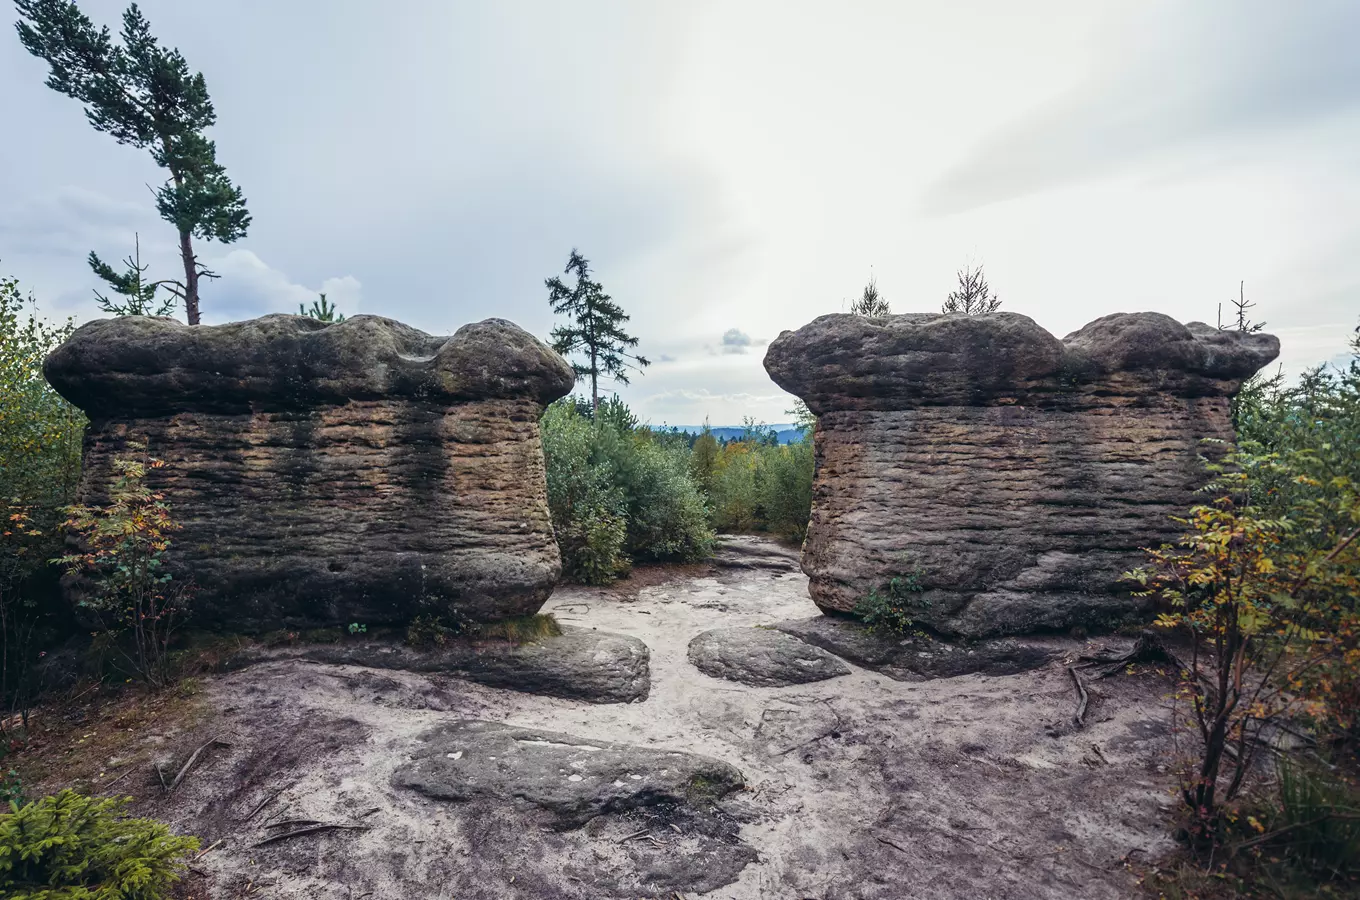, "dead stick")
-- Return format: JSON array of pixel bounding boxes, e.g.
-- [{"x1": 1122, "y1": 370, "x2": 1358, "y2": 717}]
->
[
  {"x1": 250, "y1": 824, "x2": 369, "y2": 848},
  {"x1": 194, "y1": 838, "x2": 224, "y2": 860},
  {"x1": 170, "y1": 738, "x2": 230, "y2": 794},
  {"x1": 1068, "y1": 667, "x2": 1089, "y2": 727},
  {"x1": 264, "y1": 819, "x2": 325, "y2": 830},
  {"x1": 618, "y1": 828, "x2": 649, "y2": 843},
  {"x1": 875, "y1": 835, "x2": 910, "y2": 854},
  {"x1": 242, "y1": 787, "x2": 285, "y2": 822},
  {"x1": 101, "y1": 764, "x2": 140, "y2": 792}
]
